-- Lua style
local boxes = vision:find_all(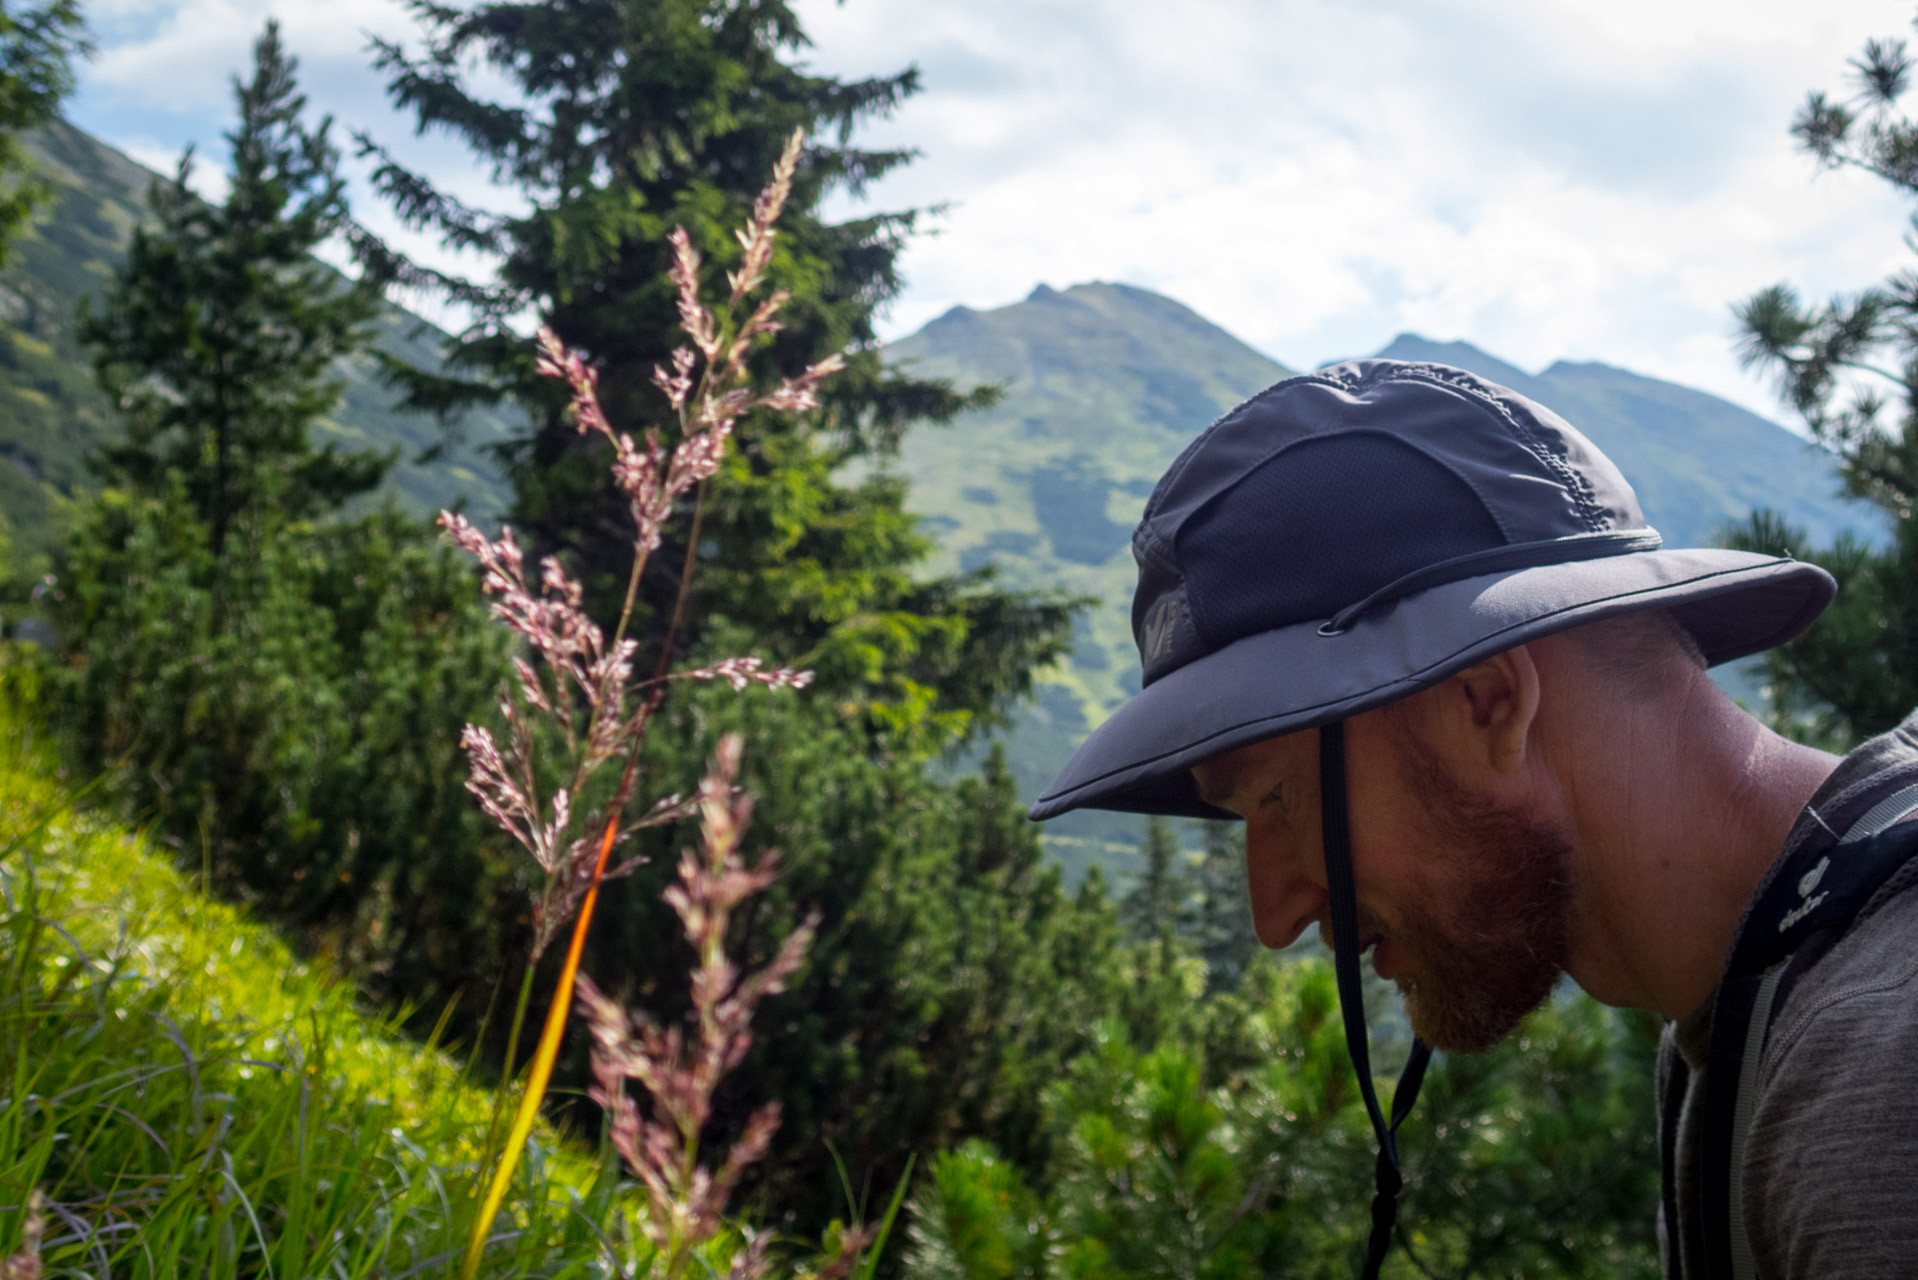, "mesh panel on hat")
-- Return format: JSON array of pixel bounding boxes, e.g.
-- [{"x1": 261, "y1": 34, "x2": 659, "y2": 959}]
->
[{"x1": 1178, "y1": 431, "x2": 1507, "y2": 646}]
